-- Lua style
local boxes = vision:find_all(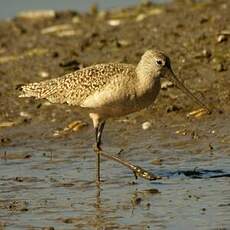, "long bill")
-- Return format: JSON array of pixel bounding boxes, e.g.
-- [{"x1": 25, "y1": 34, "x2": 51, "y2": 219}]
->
[{"x1": 167, "y1": 68, "x2": 212, "y2": 114}]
